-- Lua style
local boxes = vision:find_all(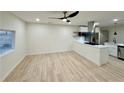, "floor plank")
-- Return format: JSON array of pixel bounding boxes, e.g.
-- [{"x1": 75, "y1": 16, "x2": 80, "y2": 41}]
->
[{"x1": 4, "y1": 51, "x2": 124, "y2": 82}]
